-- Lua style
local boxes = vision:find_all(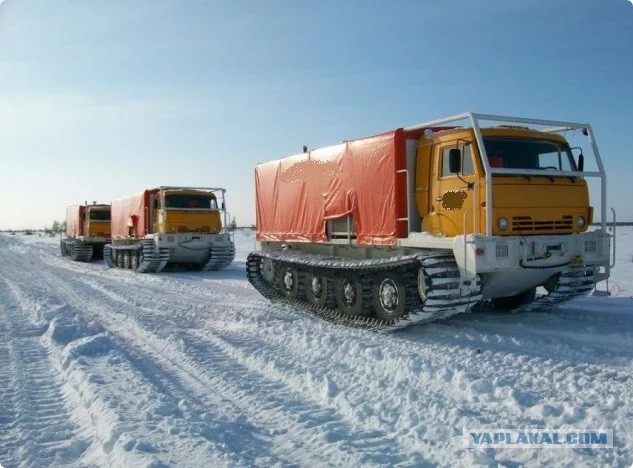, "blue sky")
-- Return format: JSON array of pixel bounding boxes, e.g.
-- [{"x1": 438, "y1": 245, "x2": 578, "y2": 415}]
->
[{"x1": 1, "y1": 0, "x2": 632, "y2": 229}]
